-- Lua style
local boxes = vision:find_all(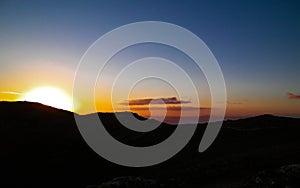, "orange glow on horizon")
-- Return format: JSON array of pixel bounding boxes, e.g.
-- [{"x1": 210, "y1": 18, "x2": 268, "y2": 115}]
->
[{"x1": 1, "y1": 87, "x2": 299, "y2": 121}]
